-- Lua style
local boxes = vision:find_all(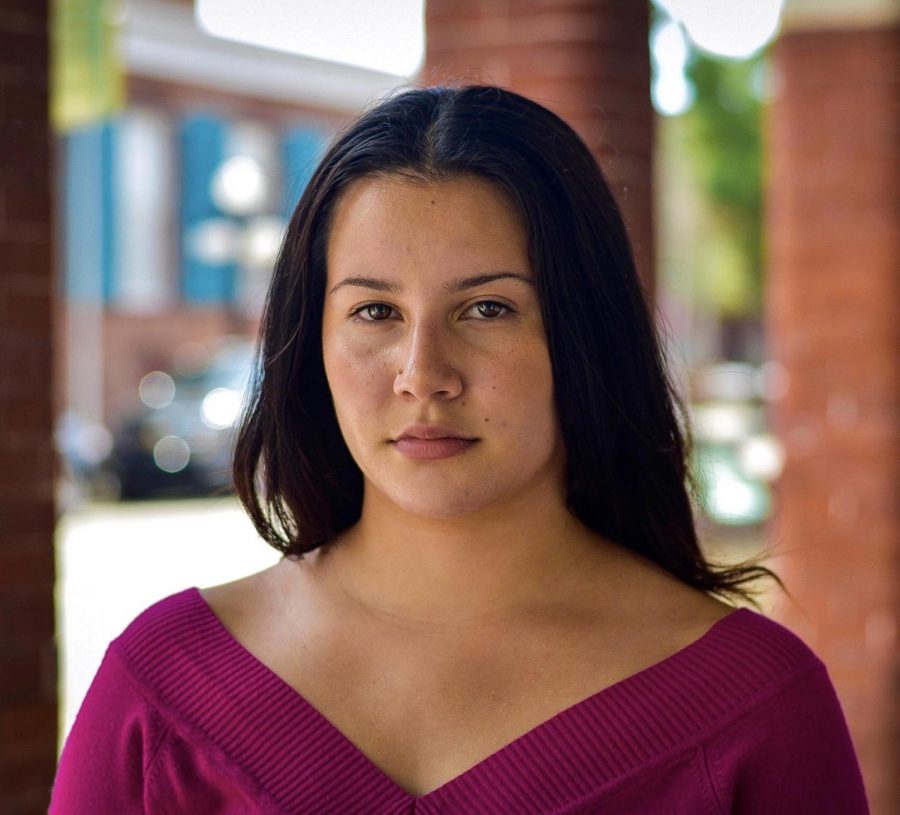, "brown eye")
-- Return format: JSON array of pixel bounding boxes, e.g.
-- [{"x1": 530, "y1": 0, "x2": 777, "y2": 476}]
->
[
  {"x1": 352, "y1": 303, "x2": 394, "y2": 322},
  {"x1": 471, "y1": 301, "x2": 511, "y2": 319}
]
